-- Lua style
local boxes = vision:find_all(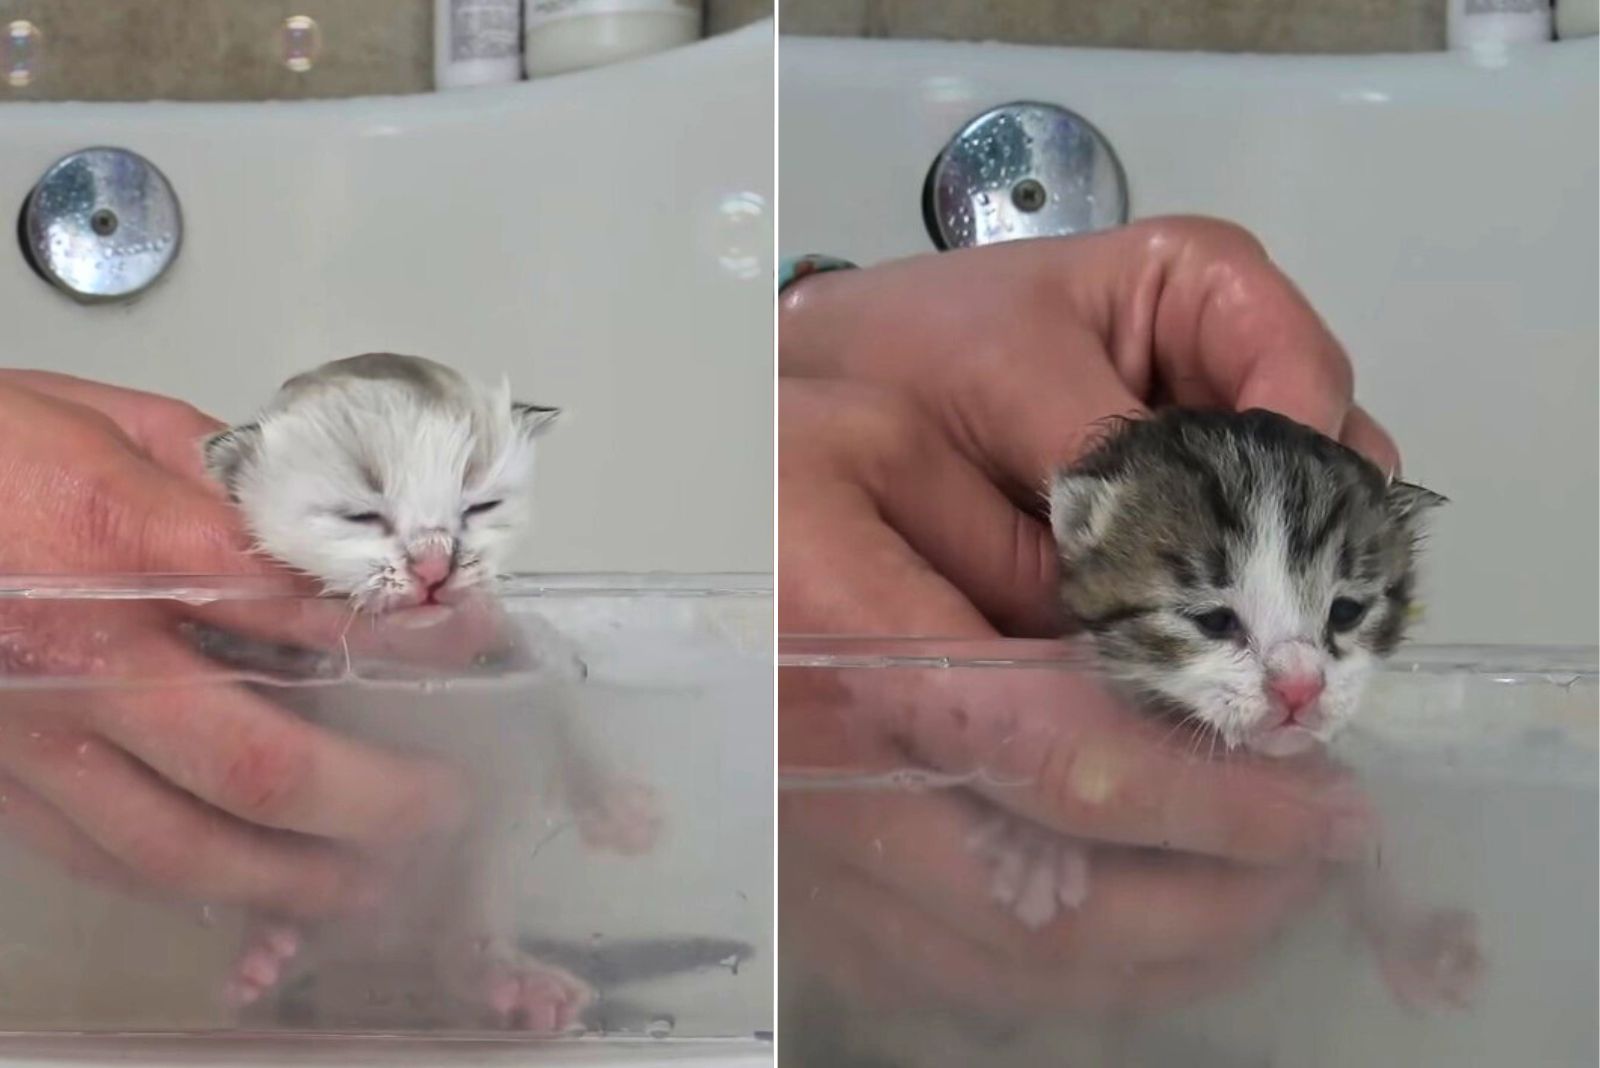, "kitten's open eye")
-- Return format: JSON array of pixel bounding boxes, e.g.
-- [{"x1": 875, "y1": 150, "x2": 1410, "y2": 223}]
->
[
  {"x1": 463, "y1": 500, "x2": 502, "y2": 519},
  {"x1": 342, "y1": 512, "x2": 386, "y2": 526},
  {"x1": 1190, "y1": 607, "x2": 1241, "y2": 640},
  {"x1": 1328, "y1": 597, "x2": 1369, "y2": 632}
]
